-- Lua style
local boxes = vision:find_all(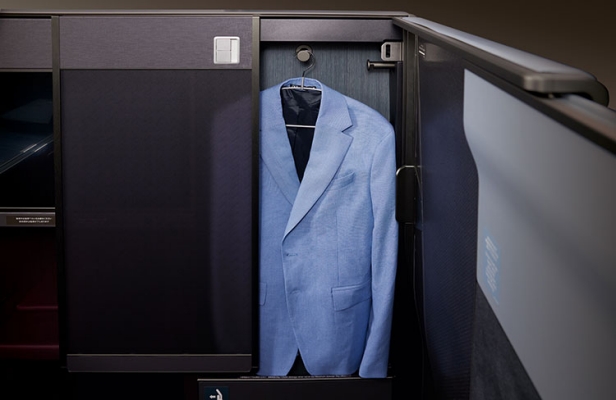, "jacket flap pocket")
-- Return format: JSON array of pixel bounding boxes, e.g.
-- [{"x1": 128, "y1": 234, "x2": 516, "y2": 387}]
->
[{"x1": 332, "y1": 280, "x2": 371, "y2": 311}]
